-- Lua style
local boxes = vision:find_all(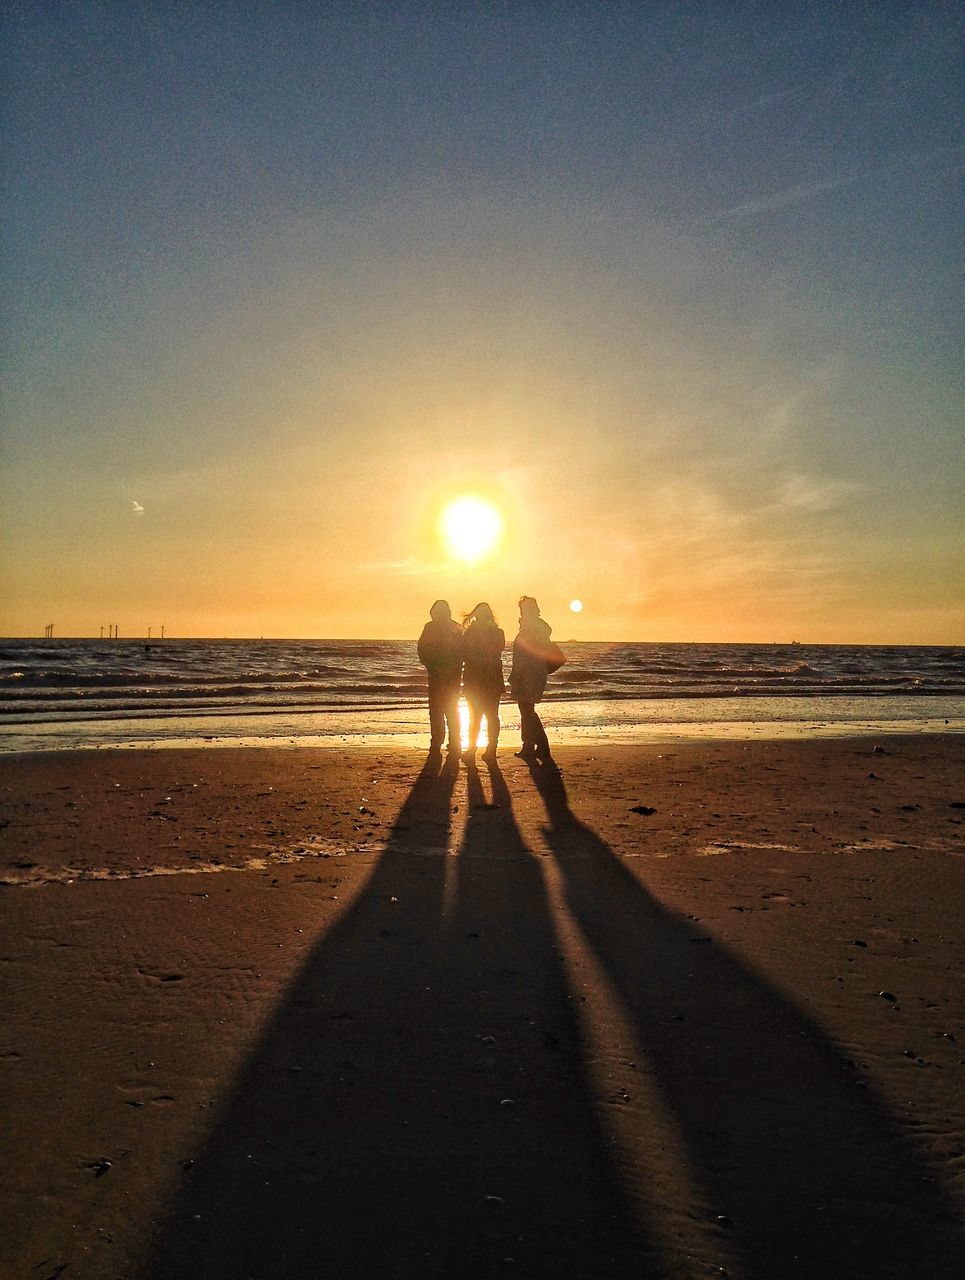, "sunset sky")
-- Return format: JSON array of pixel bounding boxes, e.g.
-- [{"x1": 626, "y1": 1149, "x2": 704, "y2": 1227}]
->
[{"x1": 2, "y1": 2, "x2": 962, "y2": 643}]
